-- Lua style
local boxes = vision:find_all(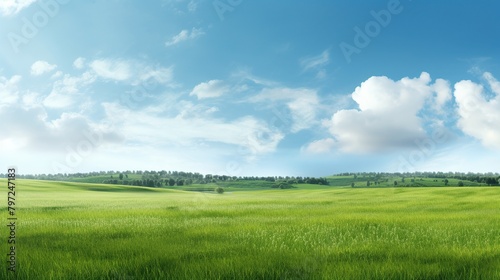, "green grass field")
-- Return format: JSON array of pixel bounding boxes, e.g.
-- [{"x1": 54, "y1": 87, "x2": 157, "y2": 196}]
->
[{"x1": 2, "y1": 179, "x2": 500, "y2": 279}]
